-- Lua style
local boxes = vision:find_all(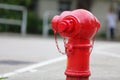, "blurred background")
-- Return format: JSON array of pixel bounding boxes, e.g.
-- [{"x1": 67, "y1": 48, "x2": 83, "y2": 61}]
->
[
  {"x1": 0, "y1": 0, "x2": 120, "y2": 80},
  {"x1": 0, "y1": 0, "x2": 120, "y2": 40}
]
